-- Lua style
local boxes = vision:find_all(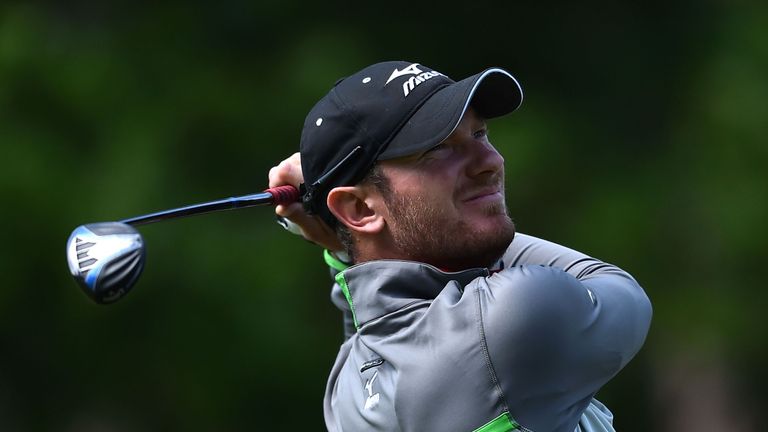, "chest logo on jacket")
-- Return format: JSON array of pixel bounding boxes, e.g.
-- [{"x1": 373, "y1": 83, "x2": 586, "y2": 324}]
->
[{"x1": 364, "y1": 370, "x2": 380, "y2": 410}]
